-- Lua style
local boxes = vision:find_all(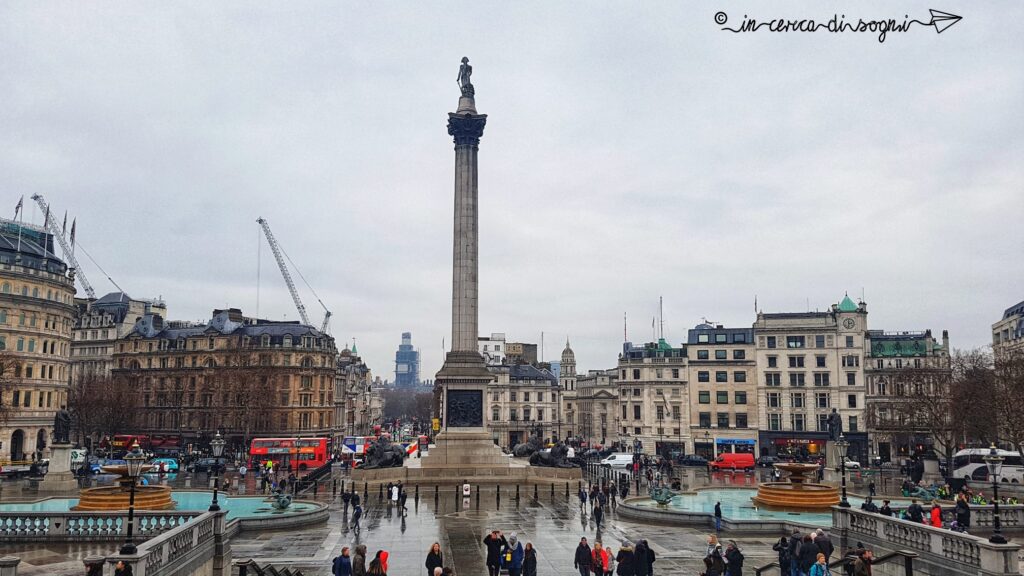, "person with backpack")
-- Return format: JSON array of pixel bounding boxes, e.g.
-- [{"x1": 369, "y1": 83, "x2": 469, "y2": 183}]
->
[
  {"x1": 484, "y1": 530, "x2": 508, "y2": 576},
  {"x1": 333, "y1": 547, "x2": 352, "y2": 576},
  {"x1": 907, "y1": 499, "x2": 925, "y2": 523},
  {"x1": 725, "y1": 541, "x2": 744, "y2": 576},
  {"x1": 704, "y1": 544, "x2": 726, "y2": 576},
  {"x1": 809, "y1": 554, "x2": 829, "y2": 576},
  {"x1": 351, "y1": 503, "x2": 363, "y2": 531},
  {"x1": 342, "y1": 490, "x2": 352, "y2": 514},
  {"x1": 955, "y1": 495, "x2": 971, "y2": 532},
  {"x1": 787, "y1": 531, "x2": 802, "y2": 576},
  {"x1": 502, "y1": 532, "x2": 525, "y2": 576},
  {"x1": 352, "y1": 545, "x2": 367, "y2": 576},
  {"x1": 798, "y1": 535, "x2": 818, "y2": 576}
]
